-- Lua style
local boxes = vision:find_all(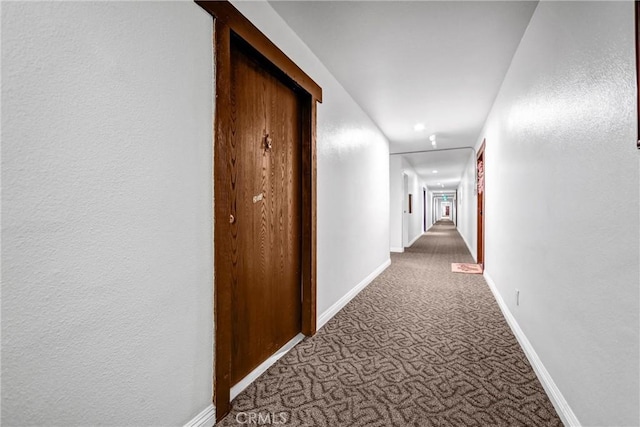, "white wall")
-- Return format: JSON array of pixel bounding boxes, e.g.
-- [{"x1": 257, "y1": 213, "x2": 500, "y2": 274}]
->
[
  {"x1": 389, "y1": 156, "x2": 425, "y2": 250},
  {"x1": 426, "y1": 189, "x2": 435, "y2": 229},
  {"x1": 2, "y1": 2, "x2": 214, "y2": 425},
  {"x1": 432, "y1": 197, "x2": 446, "y2": 223},
  {"x1": 389, "y1": 156, "x2": 404, "y2": 251},
  {"x1": 457, "y1": 153, "x2": 477, "y2": 260},
  {"x1": 404, "y1": 159, "x2": 425, "y2": 244},
  {"x1": 474, "y1": 2, "x2": 639, "y2": 425}
]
